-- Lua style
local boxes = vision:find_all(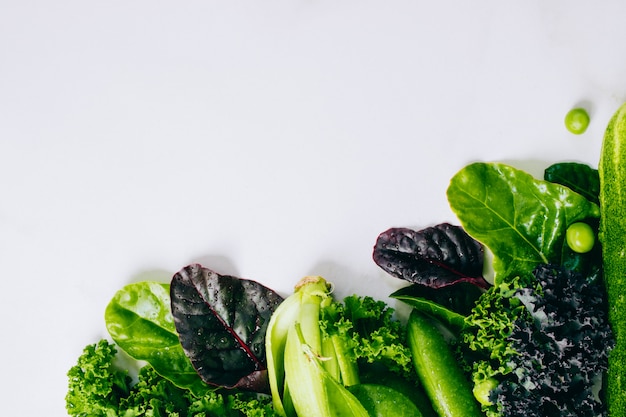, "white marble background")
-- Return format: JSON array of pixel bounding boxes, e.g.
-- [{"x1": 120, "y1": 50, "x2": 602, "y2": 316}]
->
[{"x1": 2, "y1": 1, "x2": 626, "y2": 415}]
